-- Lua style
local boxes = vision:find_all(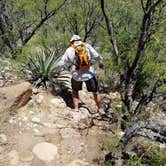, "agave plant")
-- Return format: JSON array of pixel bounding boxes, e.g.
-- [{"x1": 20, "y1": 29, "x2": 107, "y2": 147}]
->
[{"x1": 22, "y1": 48, "x2": 70, "y2": 89}]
